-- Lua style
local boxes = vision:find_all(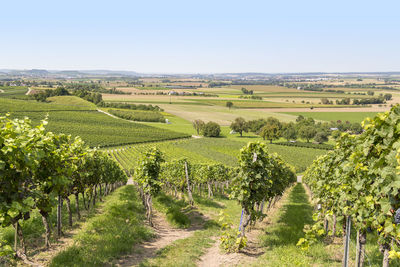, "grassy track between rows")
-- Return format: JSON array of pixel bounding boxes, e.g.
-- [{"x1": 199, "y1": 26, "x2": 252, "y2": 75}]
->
[
  {"x1": 139, "y1": 192, "x2": 240, "y2": 267},
  {"x1": 252, "y1": 183, "x2": 337, "y2": 266},
  {"x1": 50, "y1": 185, "x2": 153, "y2": 266}
]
